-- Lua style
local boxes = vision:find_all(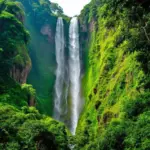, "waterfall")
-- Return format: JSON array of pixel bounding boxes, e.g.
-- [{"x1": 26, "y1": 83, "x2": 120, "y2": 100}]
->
[
  {"x1": 54, "y1": 17, "x2": 65, "y2": 120},
  {"x1": 69, "y1": 17, "x2": 81, "y2": 135},
  {"x1": 53, "y1": 17, "x2": 81, "y2": 135}
]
